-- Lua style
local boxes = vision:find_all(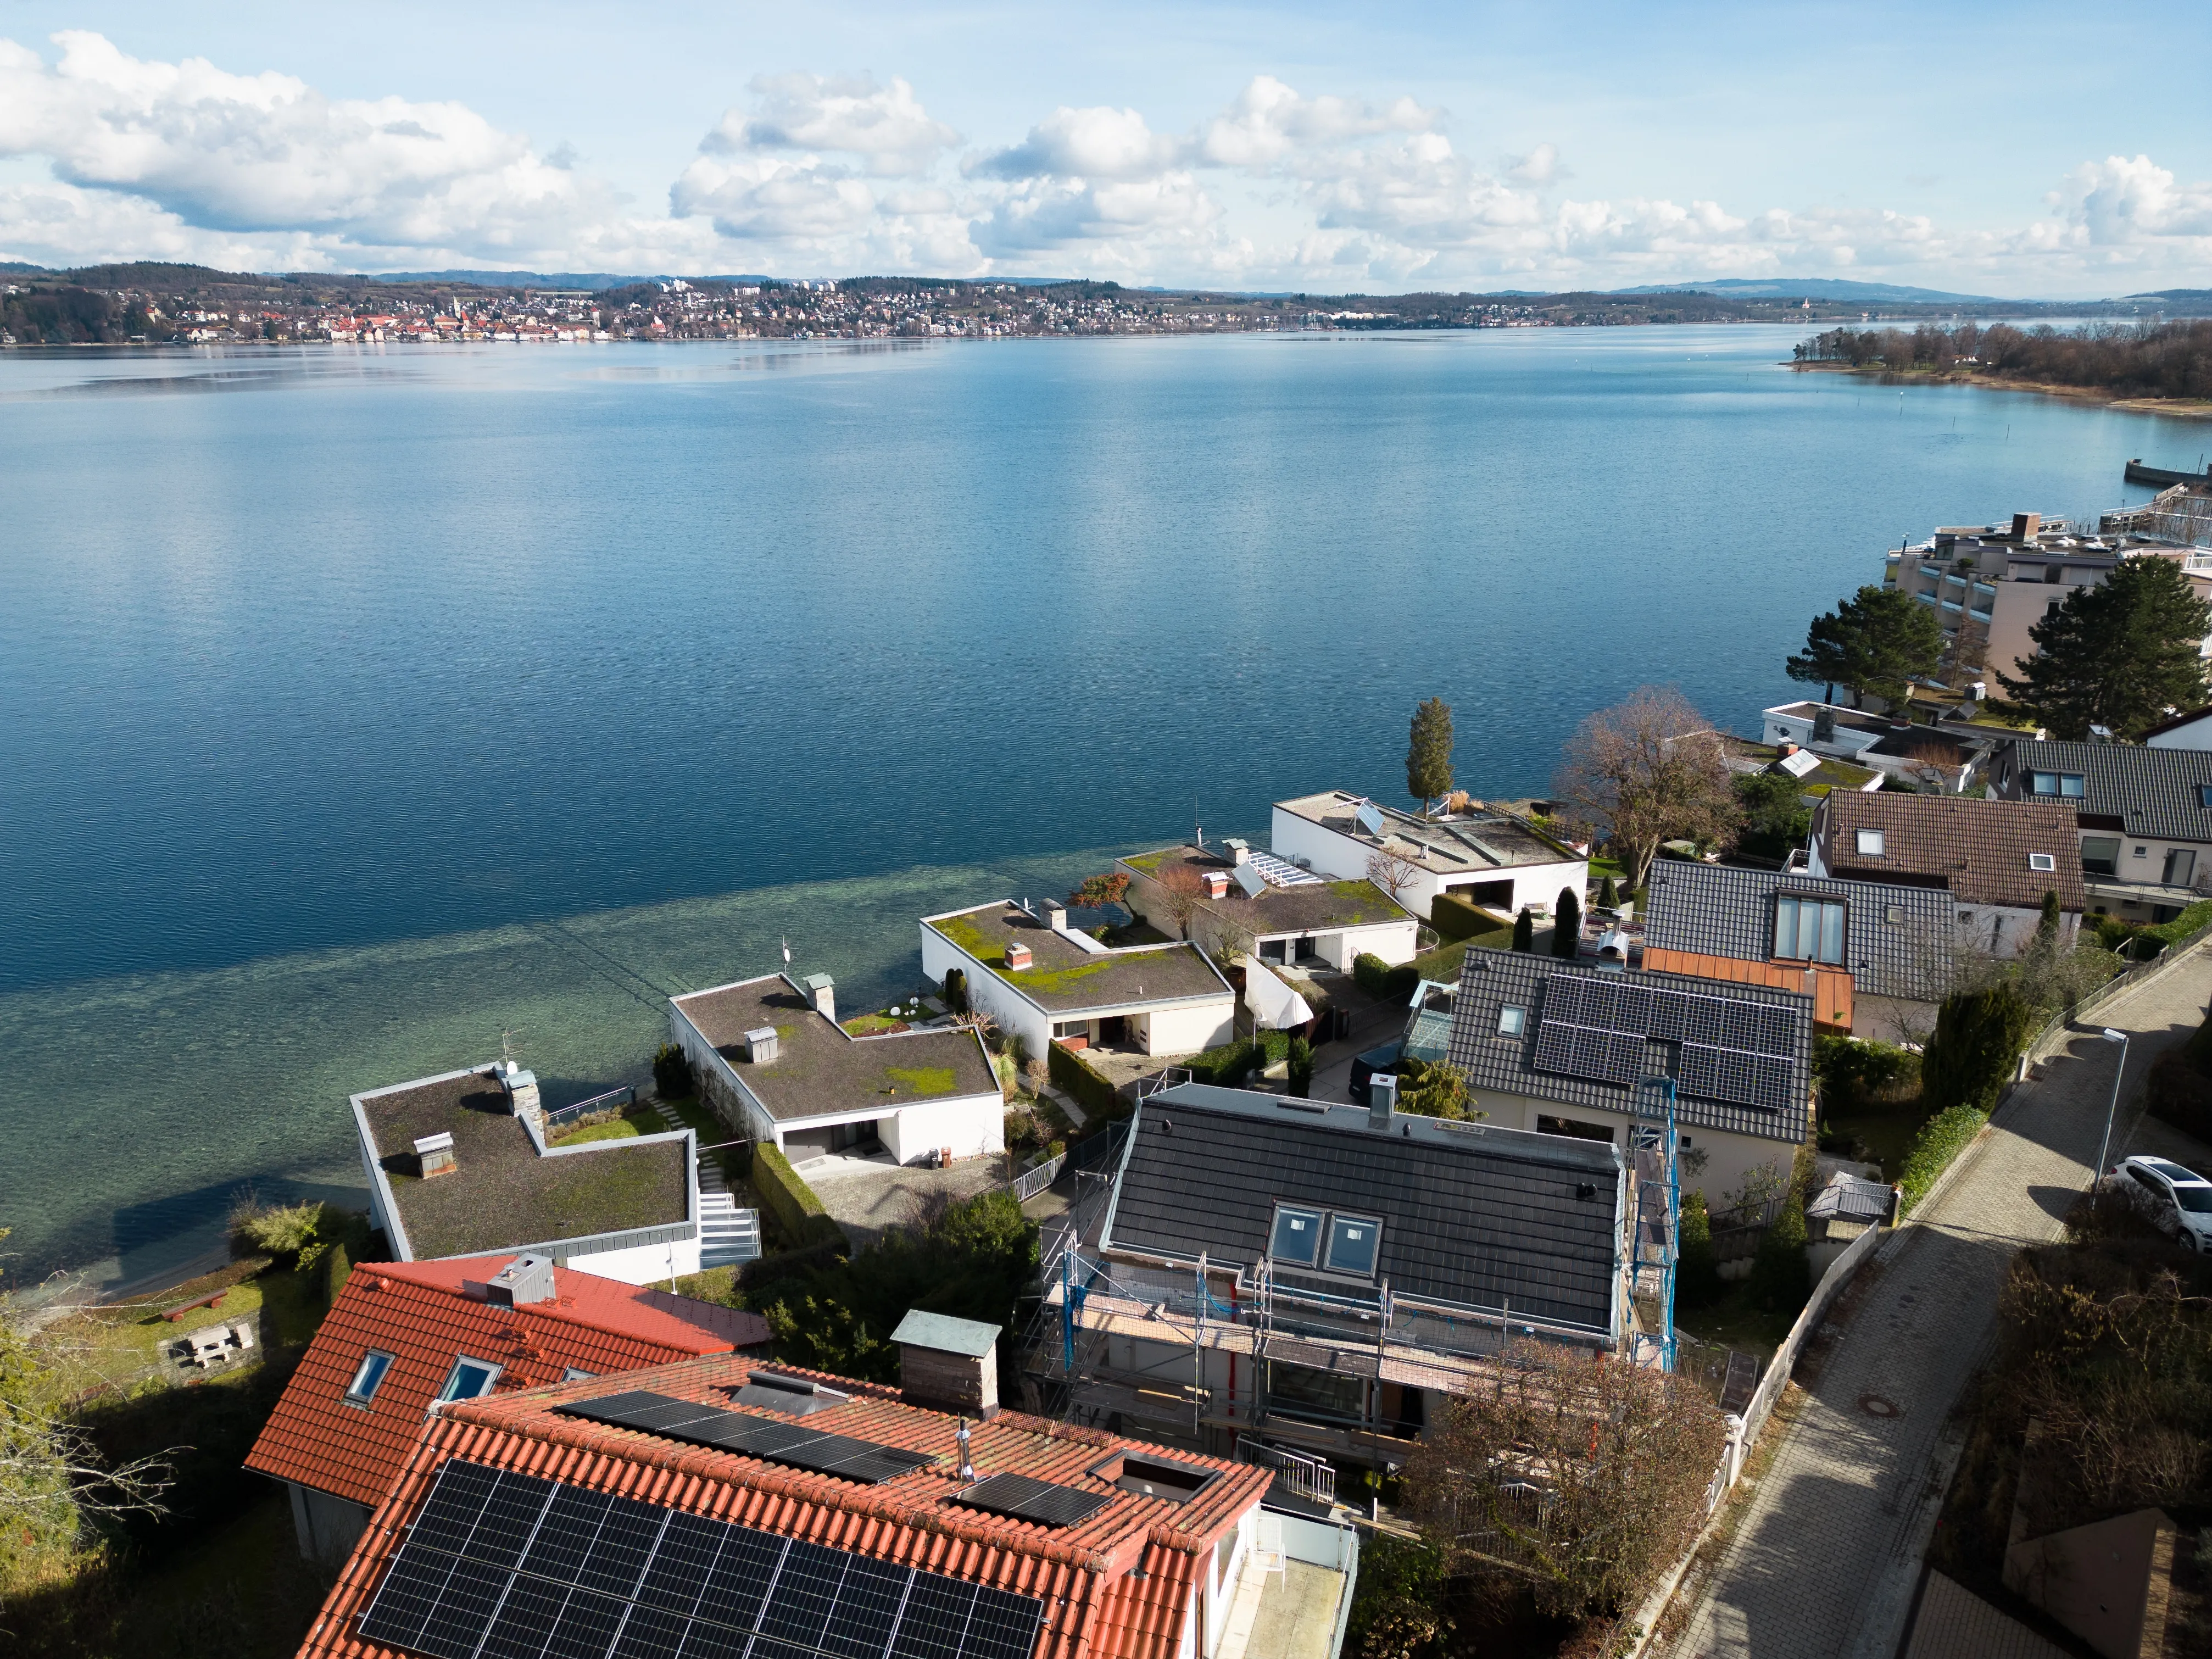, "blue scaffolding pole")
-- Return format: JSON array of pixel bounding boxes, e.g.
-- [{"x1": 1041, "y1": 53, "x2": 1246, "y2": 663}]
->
[{"x1": 1630, "y1": 1076, "x2": 1681, "y2": 1371}]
